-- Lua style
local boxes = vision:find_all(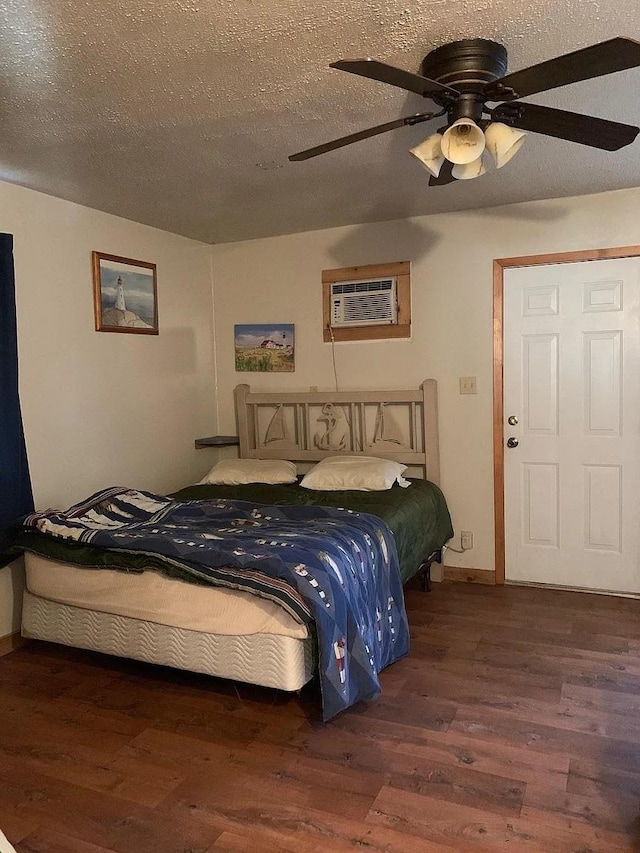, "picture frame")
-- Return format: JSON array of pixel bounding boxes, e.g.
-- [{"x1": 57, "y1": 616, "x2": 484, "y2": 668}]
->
[
  {"x1": 234, "y1": 324, "x2": 295, "y2": 372},
  {"x1": 92, "y1": 251, "x2": 158, "y2": 335}
]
